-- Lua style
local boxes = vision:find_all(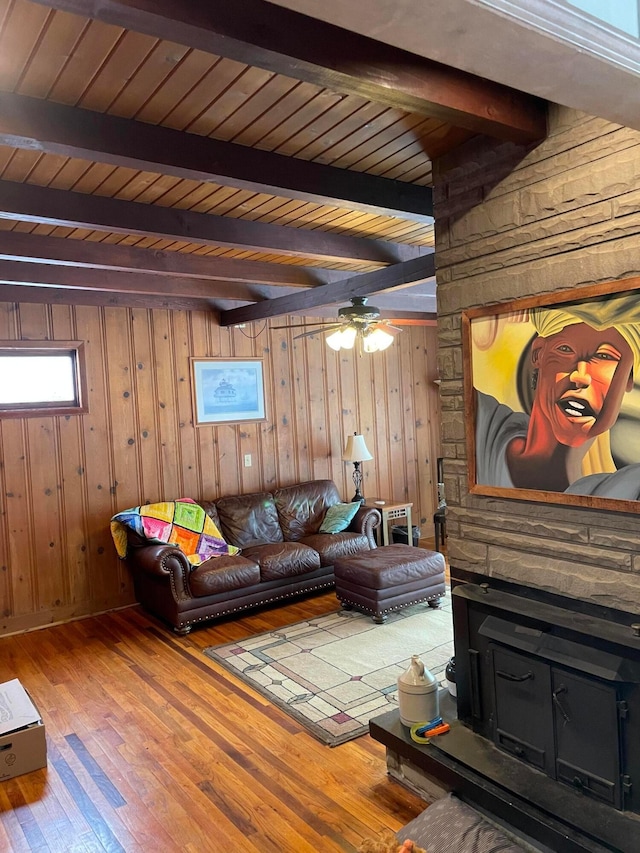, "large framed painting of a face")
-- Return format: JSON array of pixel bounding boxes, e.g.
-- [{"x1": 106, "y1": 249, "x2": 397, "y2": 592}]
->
[{"x1": 462, "y1": 277, "x2": 640, "y2": 511}]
